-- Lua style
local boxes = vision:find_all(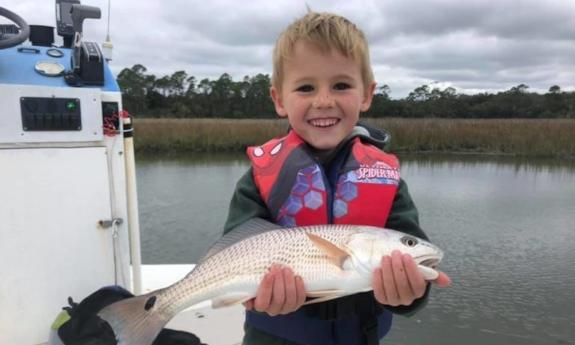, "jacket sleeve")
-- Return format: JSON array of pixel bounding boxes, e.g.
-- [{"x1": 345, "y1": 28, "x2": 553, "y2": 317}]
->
[
  {"x1": 382, "y1": 178, "x2": 431, "y2": 316},
  {"x1": 385, "y1": 178, "x2": 427, "y2": 240},
  {"x1": 223, "y1": 168, "x2": 271, "y2": 235}
]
